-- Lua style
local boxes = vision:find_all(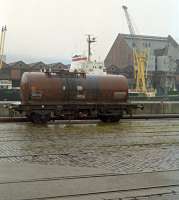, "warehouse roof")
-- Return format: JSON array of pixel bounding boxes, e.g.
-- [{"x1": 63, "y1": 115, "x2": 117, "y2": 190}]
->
[{"x1": 120, "y1": 33, "x2": 178, "y2": 46}]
